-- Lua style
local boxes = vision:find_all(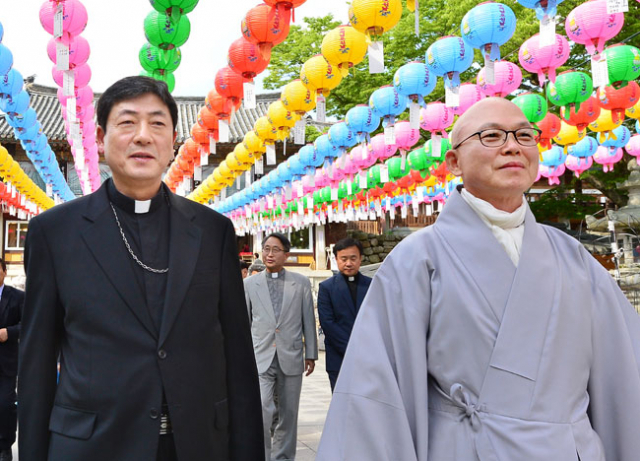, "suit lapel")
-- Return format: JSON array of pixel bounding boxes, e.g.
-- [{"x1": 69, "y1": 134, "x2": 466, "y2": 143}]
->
[
  {"x1": 281, "y1": 270, "x2": 297, "y2": 323},
  {"x1": 355, "y1": 276, "x2": 369, "y2": 314},
  {"x1": 81, "y1": 184, "x2": 156, "y2": 339},
  {"x1": 255, "y1": 272, "x2": 276, "y2": 323},
  {"x1": 158, "y1": 194, "x2": 202, "y2": 345}
]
